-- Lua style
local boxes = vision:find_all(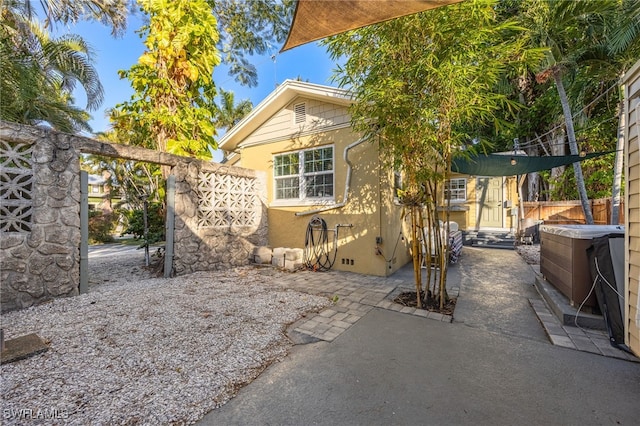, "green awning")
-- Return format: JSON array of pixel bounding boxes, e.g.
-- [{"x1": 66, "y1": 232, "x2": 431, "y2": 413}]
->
[{"x1": 451, "y1": 152, "x2": 612, "y2": 176}]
